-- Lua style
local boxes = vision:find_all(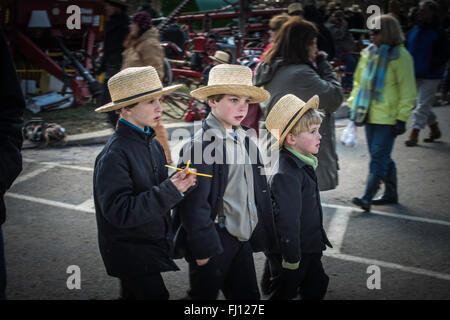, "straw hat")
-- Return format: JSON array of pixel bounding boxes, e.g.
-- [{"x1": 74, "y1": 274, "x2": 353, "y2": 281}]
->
[
  {"x1": 95, "y1": 66, "x2": 182, "y2": 113},
  {"x1": 190, "y1": 64, "x2": 270, "y2": 104},
  {"x1": 288, "y1": 3, "x2": 304, "y2": 15},
  {"x1": 265, "y1": 94, "x2": 319, "y2": 148},
  {"x1": 209, "y1": 50, "x2": 231, "y2": 64}
]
